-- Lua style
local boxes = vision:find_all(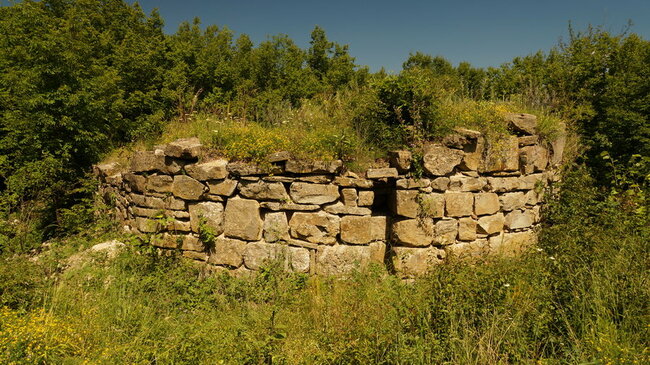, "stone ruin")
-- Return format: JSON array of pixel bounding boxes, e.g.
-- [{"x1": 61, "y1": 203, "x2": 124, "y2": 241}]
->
[{"x1": 94, "y1": 113, "x2": 566, "y2": 278}]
